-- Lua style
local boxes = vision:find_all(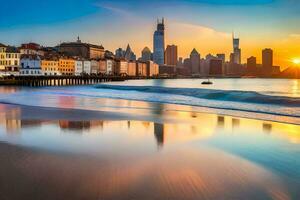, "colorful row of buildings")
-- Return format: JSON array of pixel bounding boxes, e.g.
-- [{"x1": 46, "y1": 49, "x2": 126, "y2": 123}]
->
[{"x1": 0, "y1": 42, "x2": 159, "y2": 77}]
